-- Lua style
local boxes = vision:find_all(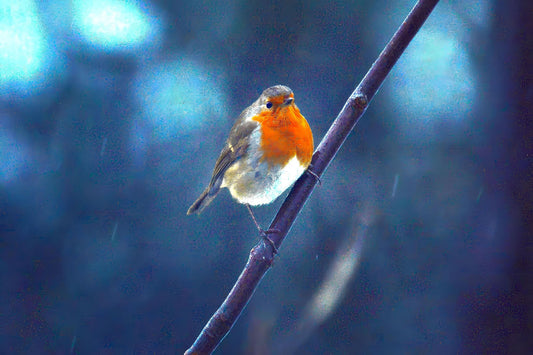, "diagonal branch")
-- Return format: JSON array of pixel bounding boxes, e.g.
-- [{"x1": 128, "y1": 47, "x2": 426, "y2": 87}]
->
[{"x1": 185, "y1": 0, "x2": 440, "y2": 353}]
